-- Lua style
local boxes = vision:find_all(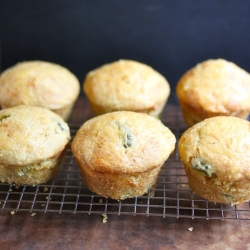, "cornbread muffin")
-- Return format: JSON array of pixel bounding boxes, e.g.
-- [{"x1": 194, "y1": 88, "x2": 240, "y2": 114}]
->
[
  {"x1": 178, "y1": 116, "x2": 250, "y2": 205},
  {"x1": 71, "y1": 111, "x2": 176, "y2": 200},
  {"x1": 176, "y1": 59, "x2": 250, "y2": 126},
  {"x1": 0, "y1": 105, "x2": 70, "y2": 185},
  {"x1": 83, "y1": 59, "x2": 170, "y2": 118},
  {"x1": 0, "y1": 61, "x2": 80, "y2": 120}
]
